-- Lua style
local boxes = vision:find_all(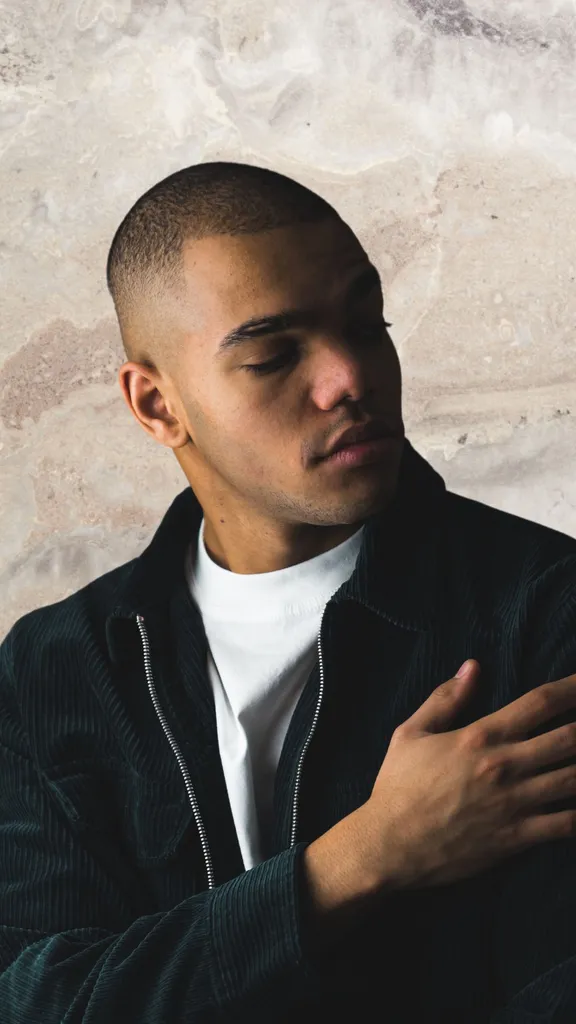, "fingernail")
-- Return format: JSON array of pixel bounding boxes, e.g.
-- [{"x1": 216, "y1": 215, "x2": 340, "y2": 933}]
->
[{"x1": 456, "y1": 660, "x2": 471, "y2": 677}]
